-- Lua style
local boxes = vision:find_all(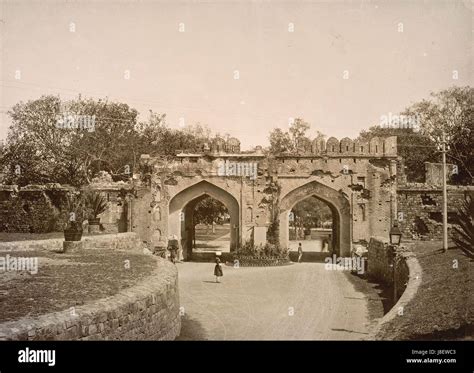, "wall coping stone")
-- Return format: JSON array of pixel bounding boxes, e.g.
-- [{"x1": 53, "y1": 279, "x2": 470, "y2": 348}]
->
[{"x1": 368, "y1": 247, "x2": 423, "y2": 340}]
